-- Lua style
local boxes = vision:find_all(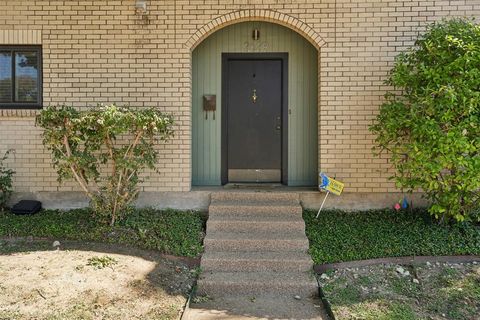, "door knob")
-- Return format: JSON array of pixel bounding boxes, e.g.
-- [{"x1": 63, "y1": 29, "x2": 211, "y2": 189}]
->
[{"x1": 252, "y1": 89, "x2": 257, "y2": 103}]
